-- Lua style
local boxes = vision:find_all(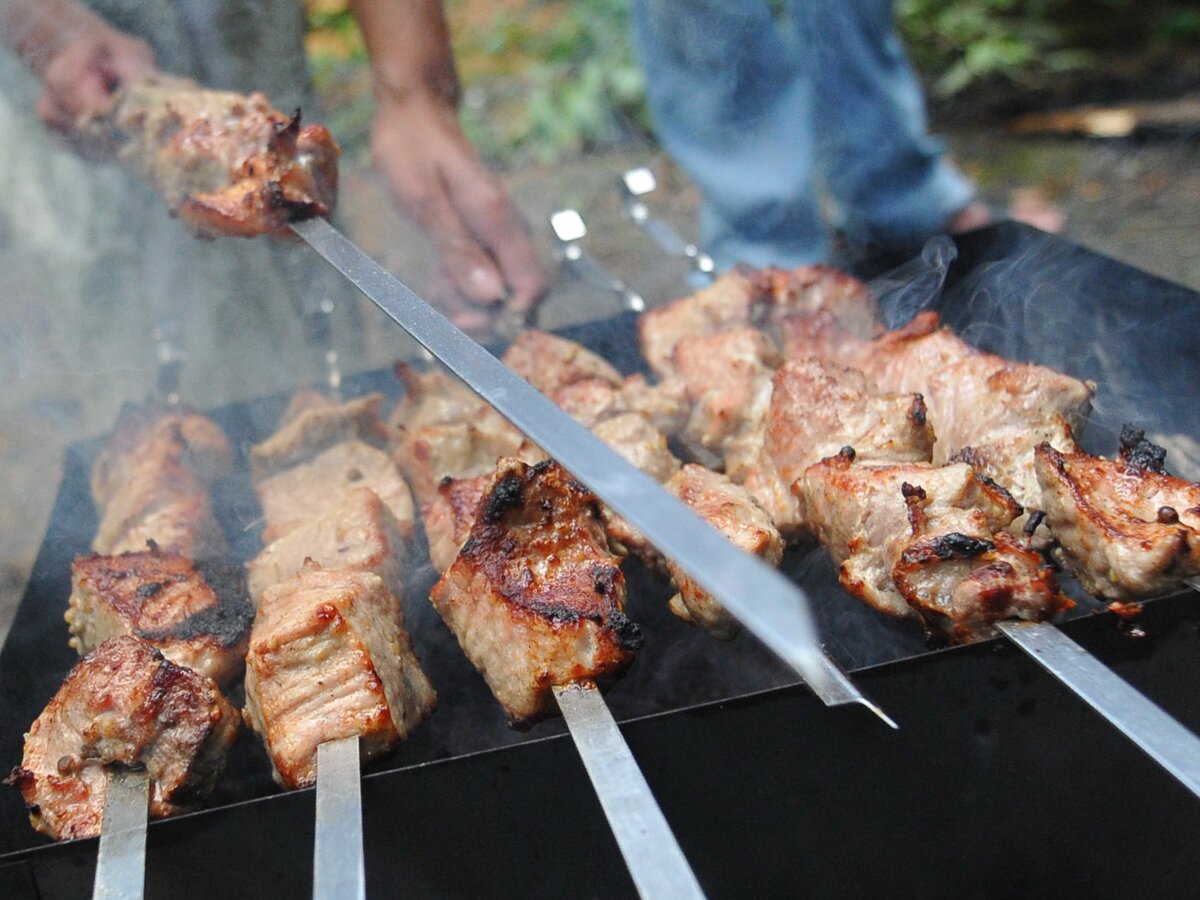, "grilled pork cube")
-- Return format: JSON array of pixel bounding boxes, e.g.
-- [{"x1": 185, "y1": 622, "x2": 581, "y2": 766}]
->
[
  {"x1": 92, "y1": 459, "x2": 228, "y2": 559},
  {"x1": 637, "y1": 269, "x2": 760, "y2": 378},
  {"x1": 1035, "y1": 432, "x2": 1200, "y2": 601},
  {"x1": 248, "y1": 487, "x2": 408, "y2": 603},
  {"x1": 741, "y1": 358, "x2": 934, "y2": 537},
  {"x1": 802, "y1": 455, "x2": 1068, "y2": 642},
  {"x1": 250, "y1": 393, "x2": 389, "y2": 482},
  {"x1": 243, "y1": 567, "x2": 435, "y2": 789},
  {"x1": 390, "y1": 363, "x2": 521, "y2": 437},
  {"x1": 664, "y1": 465, "x2": 784, "y2": 639},
  {"x1": 501, "y1": 329, "x2": 623, "y2": 394},
  {"x1": 754, "y1": 264, "x2": 880, "y2": 339},
  {"x1": 92, "y1": 74, "x2": 339, "y2": 238},
  {"x1": 68, "y1": 550, "x2": 253, "y2": 687},
  {"x1": 423, "y1": 473, "x2": 493, "y2": 574},
  {"x1": 673, "y1": 326, "x2": 781, "y2": 469},
  {"x1": 12, "y1": 636, "x2": 238, "y2": 840},
  {"x1": 255, "y1": 439, "x2": 415, "y2": 543},
  {"x1": 430, "y1": 459, "x2": 643, "y2": 722},
  {"x1": 393, "y1": 419, "x2": 524, "y2": 512},
  {"x1": 91, "y1": 403, "x2": 234, "y2": 511}
]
